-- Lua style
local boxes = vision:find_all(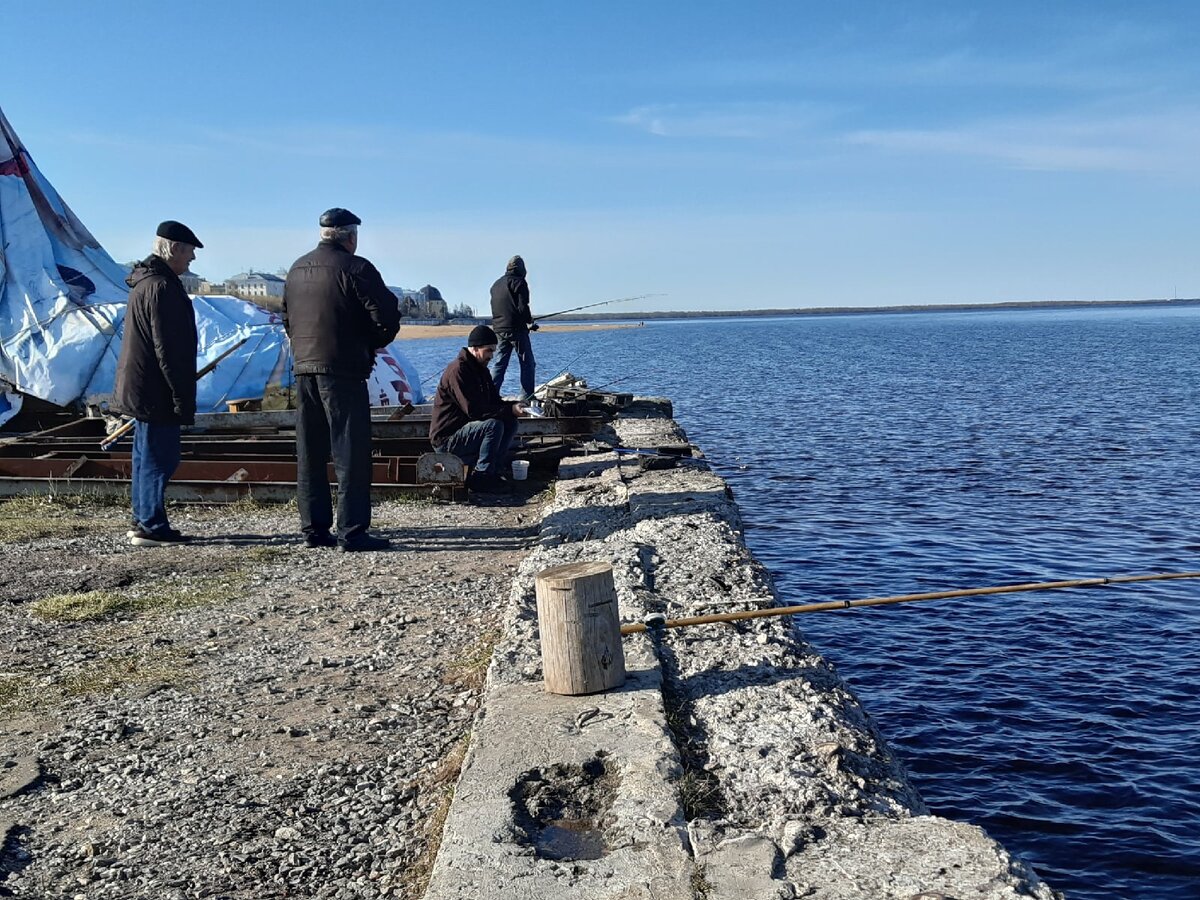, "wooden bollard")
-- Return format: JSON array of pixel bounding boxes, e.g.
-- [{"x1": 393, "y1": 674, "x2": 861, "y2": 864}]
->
[{"x1": 535, "y1": 561, "x2": 626, "y2": 695}]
